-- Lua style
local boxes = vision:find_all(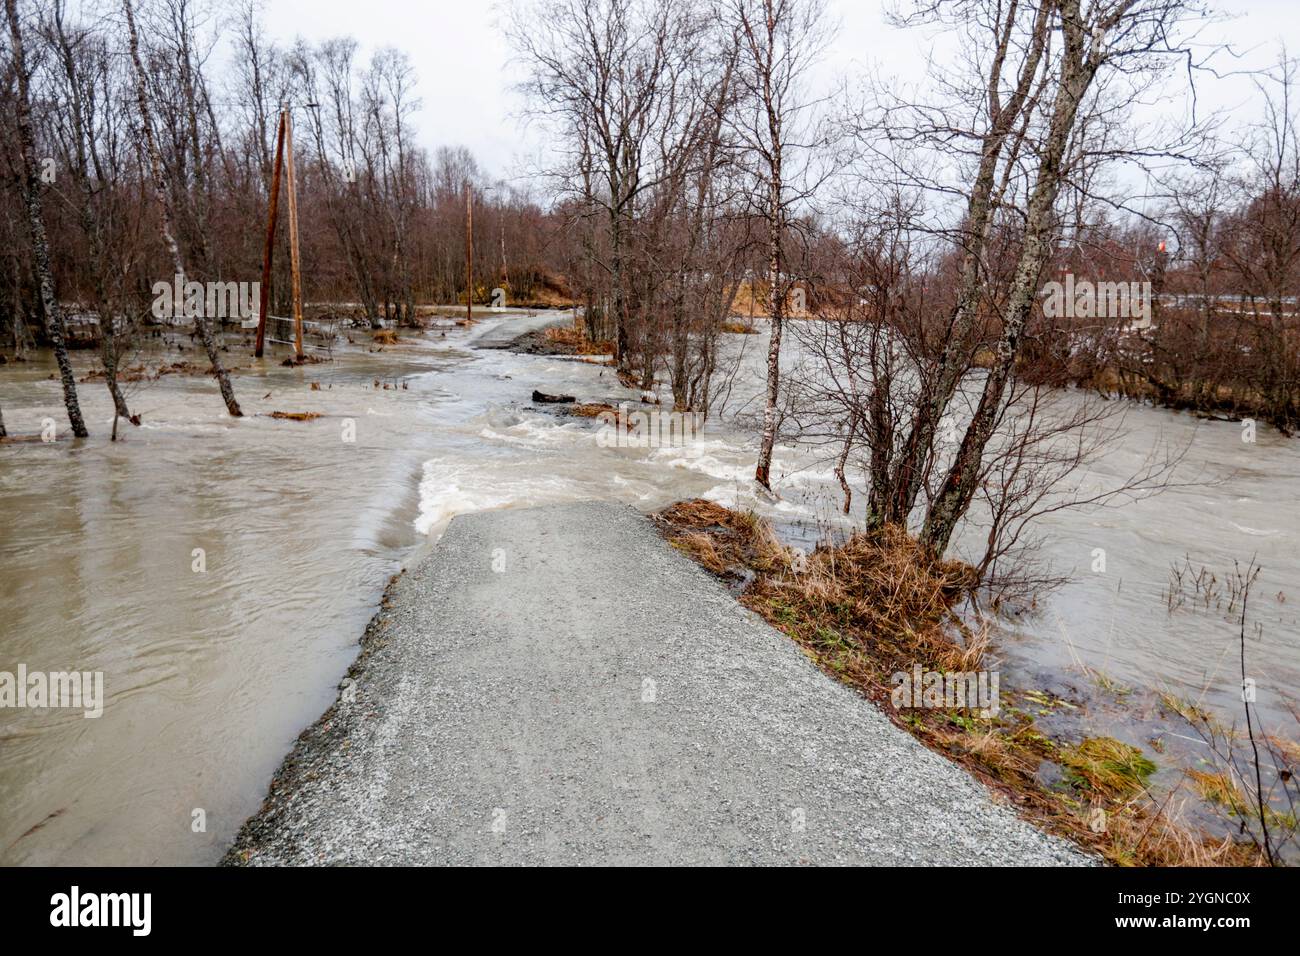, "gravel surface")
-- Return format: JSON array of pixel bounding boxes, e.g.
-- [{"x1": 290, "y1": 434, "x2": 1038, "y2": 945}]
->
[
  {"x1": 223, "y1": 501, "x2": 1095, "y2": 866},
  {"x1": 467, "y1": 309, "x2": 575, "y2": 349}
]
